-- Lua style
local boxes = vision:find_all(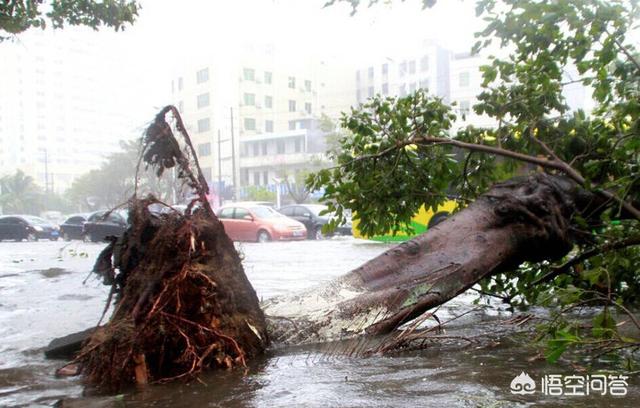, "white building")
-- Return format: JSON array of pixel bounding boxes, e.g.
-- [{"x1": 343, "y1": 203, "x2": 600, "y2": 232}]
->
[
  {"x1": 449, "y1": 52, "x2": 497, "y2": 129},
  {"x1": 0, "y1": 28, "x2": 139, "y2": 193},
  {"x1": 171, "y1": 43, "x2": 355, "y2": 200},
  {"x1": 354, "y1": 39, "x2": 452, "y2": 103}
]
